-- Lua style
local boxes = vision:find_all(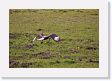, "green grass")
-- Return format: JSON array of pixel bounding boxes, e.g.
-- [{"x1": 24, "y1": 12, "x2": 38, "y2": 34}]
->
[{"x1": 9, "y1": 9, "x2": 99, "y2": 68}]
